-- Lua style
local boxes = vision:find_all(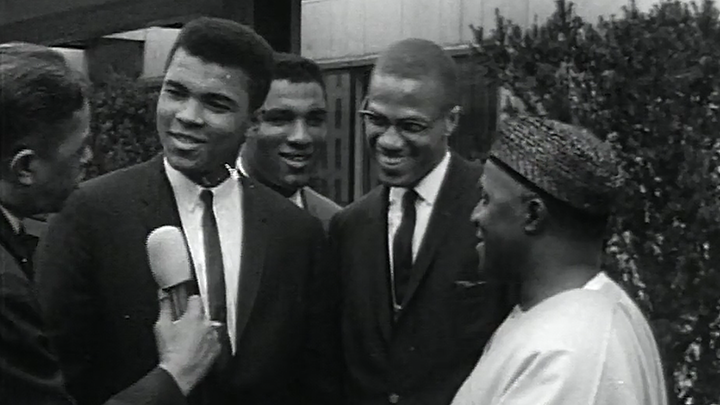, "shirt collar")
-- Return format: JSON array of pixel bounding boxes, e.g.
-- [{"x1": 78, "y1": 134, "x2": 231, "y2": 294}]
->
[
  {"x1": 0, "y1": 204, "x2": 22, "y2": 234},
  {"x1": 390, "y1": 151, "x2": 451, "y2": 205},
  {"x1": 583, "y1": 271, "x2": 610, "y2": 291},
  {"x1": 290, "y1": 189, "x2": 304, "y2": 208},
  {"x1": 236, "y1": 153, "x2": 249, "y2": 178},
  {"x1": 163, "y1": 158, "x2": 235, "y2": 212}
]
